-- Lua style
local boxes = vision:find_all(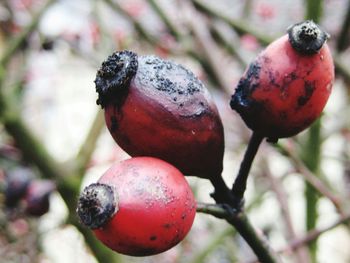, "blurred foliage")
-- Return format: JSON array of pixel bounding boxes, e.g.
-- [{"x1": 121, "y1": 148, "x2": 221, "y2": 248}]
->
[{"x1": 0, "y1": 0, "x2": 350, "y2": 263}]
